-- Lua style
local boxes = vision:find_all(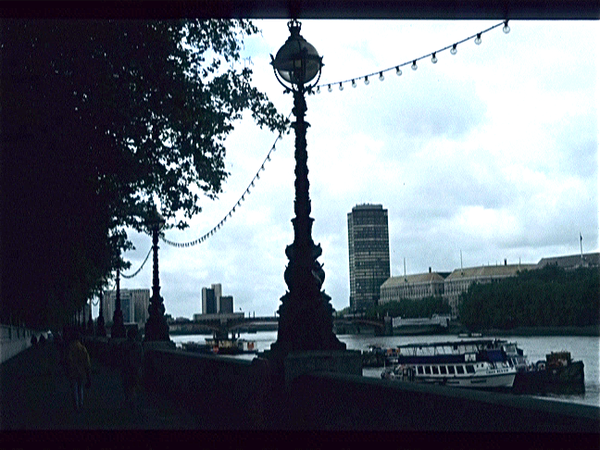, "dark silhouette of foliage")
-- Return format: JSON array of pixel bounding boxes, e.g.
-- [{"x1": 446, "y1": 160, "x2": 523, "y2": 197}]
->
[
  {"x1": 1, "y1": 19, "x2": 288, "y2": 329},
  {"x1": 458, "y1": 266, "x2": 600, "y2": 330}
]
